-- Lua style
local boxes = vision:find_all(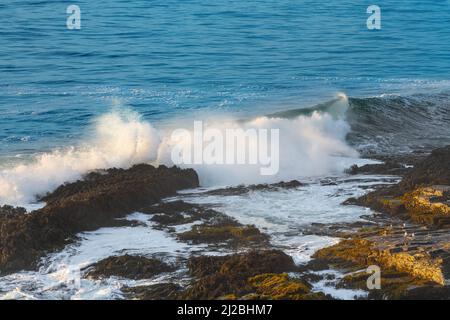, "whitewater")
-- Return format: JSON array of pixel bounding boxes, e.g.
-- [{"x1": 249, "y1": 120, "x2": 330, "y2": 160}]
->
[
  {"x1": 2, "y1": 0, "x2": 450, "y2": 301},
  {"x1": 0, "y1": 95, "x2": 358, "y2": 206},
  {"x1": 0, "y1": 94, "x2": 390, "y2": 300},
  {"x1": 1, "y1": 91, "x2": 449, "y2": 299}
]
